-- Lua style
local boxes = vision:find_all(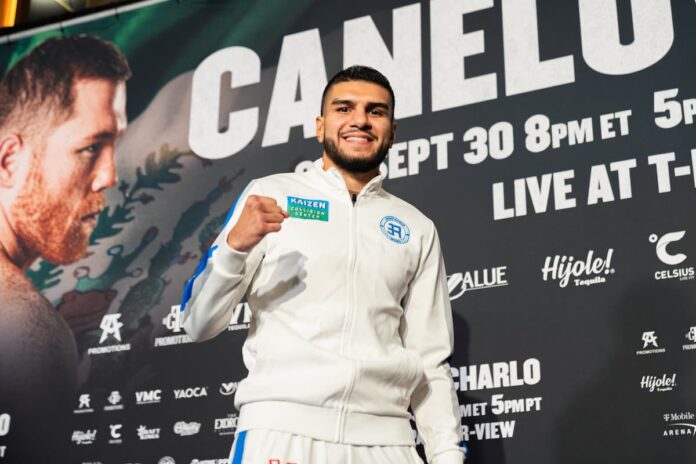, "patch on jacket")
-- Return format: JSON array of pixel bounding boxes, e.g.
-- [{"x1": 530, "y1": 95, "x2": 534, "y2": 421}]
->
[
  {"x1": 380, "y1": 216, "x2": 410, "y2": 244},
  {"x1": 287, "y1": 196, "x2": 329, "y2": 221}
]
